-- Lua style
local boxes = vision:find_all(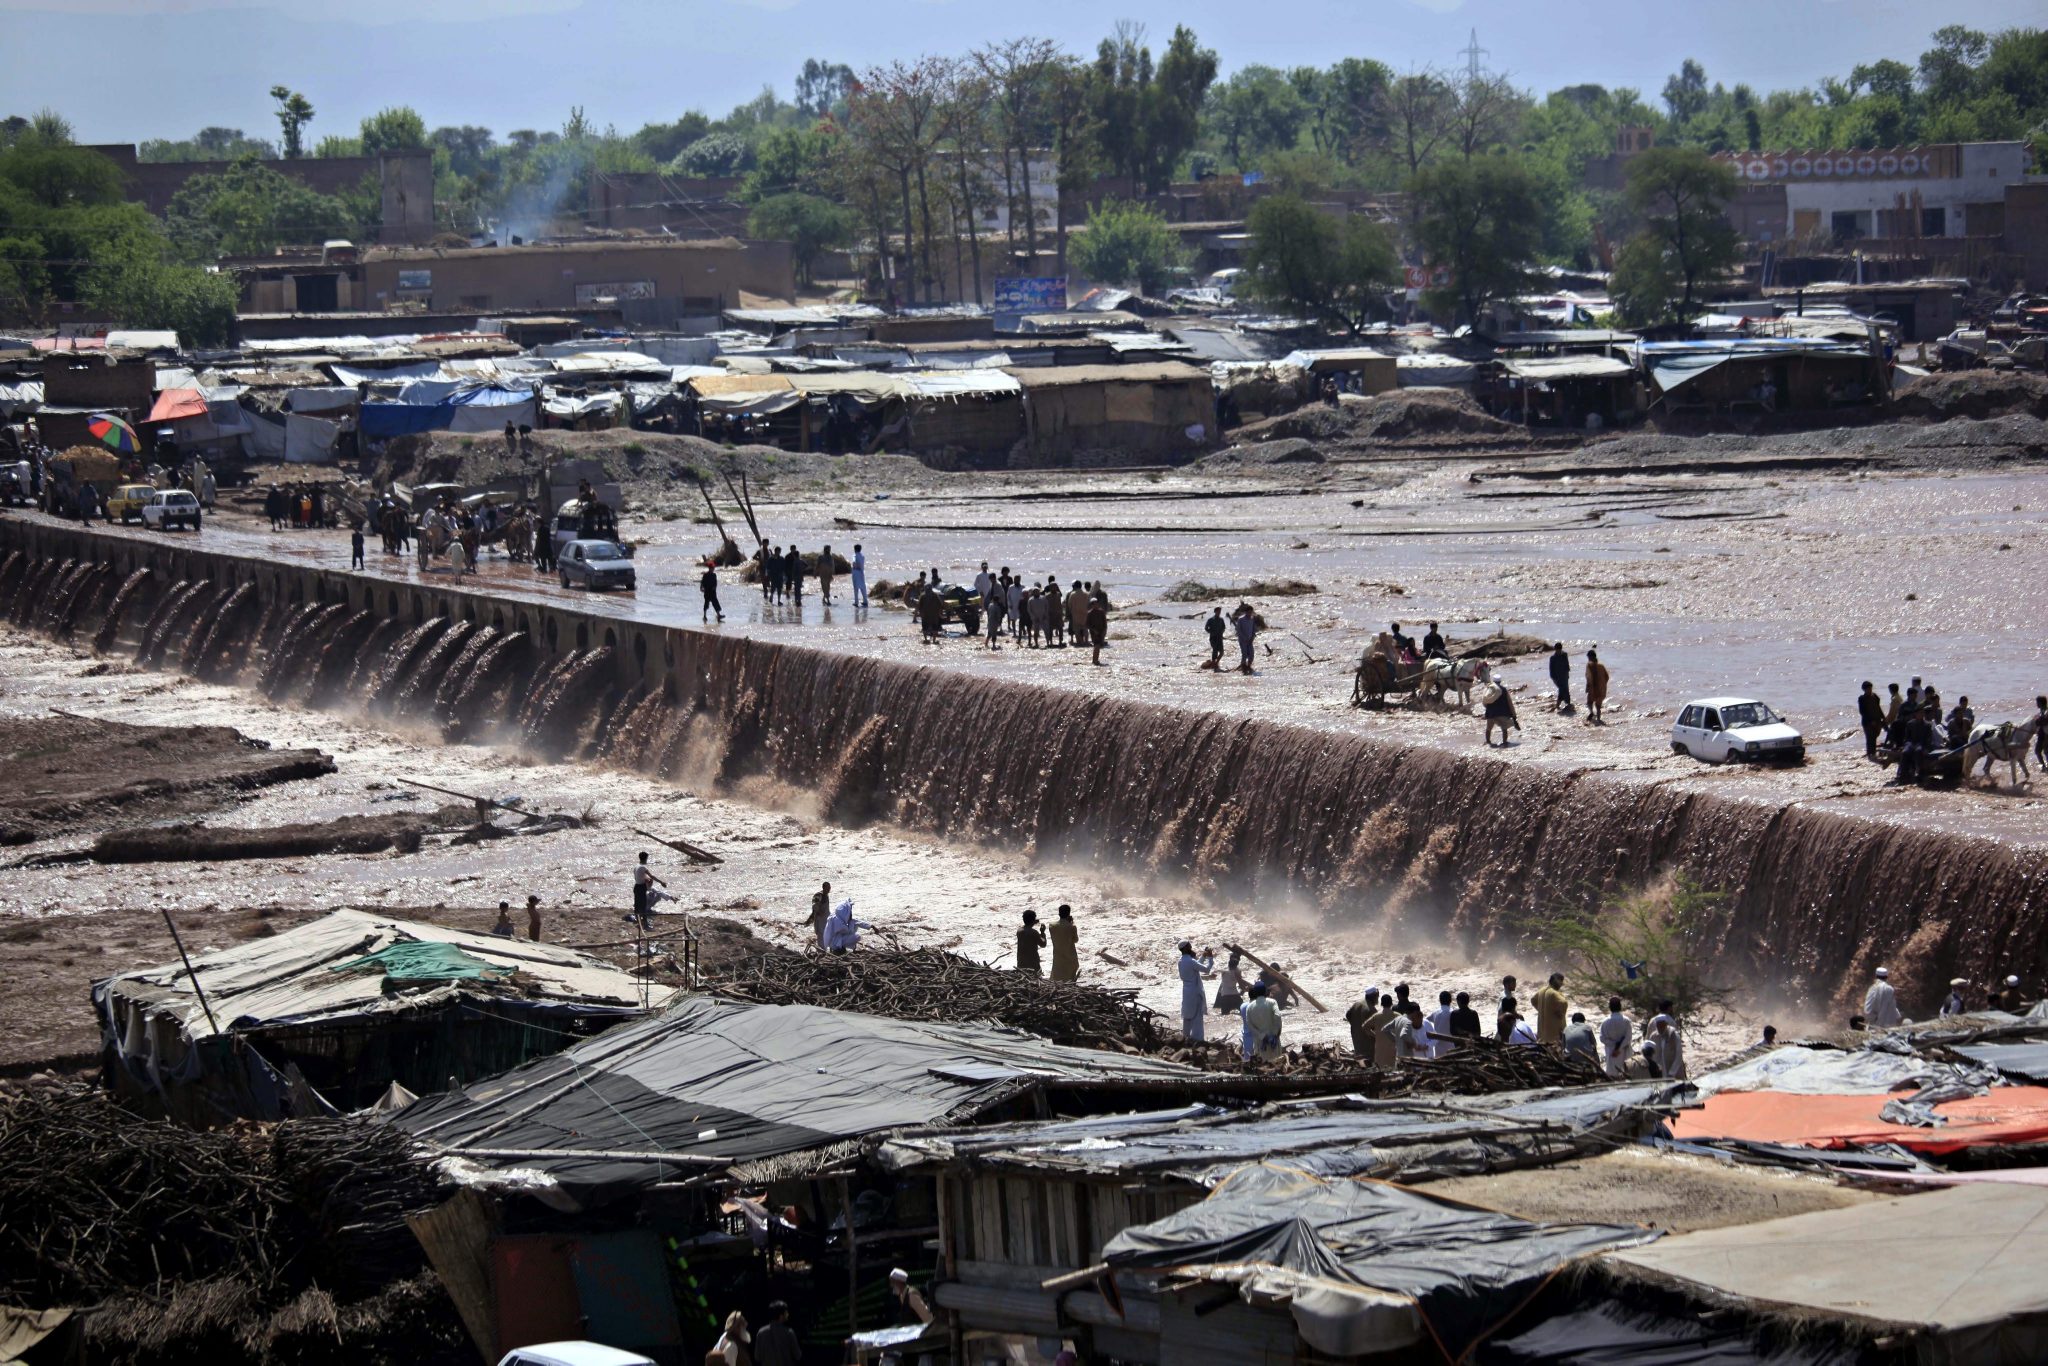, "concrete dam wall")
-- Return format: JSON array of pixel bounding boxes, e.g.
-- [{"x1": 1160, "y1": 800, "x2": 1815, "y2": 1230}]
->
[{"x1": 3, "y1": 518, "x2": 2042, "y2": 1014}]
